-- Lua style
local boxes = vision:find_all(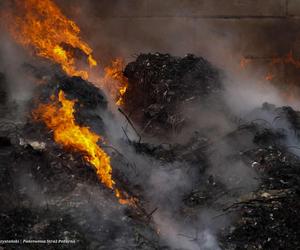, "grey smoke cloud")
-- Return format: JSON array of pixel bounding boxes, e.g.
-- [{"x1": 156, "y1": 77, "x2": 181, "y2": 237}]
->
[{"x1": 2, "y1": 1, "x2": 300, "y2": 249}]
